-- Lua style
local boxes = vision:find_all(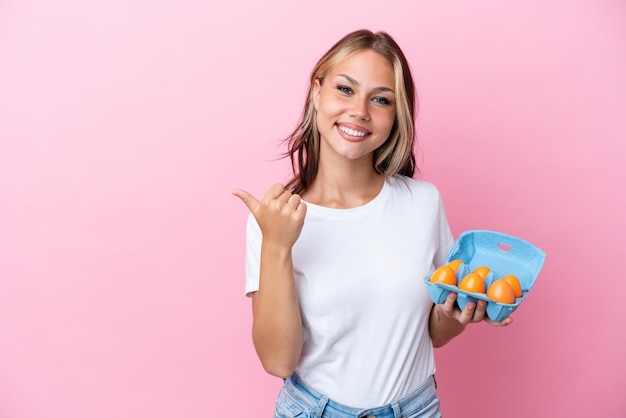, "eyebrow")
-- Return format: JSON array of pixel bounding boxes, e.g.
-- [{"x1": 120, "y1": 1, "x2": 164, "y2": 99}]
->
[{"x1": 337, "y1": 74, "x2": 395, "y2": 93}]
